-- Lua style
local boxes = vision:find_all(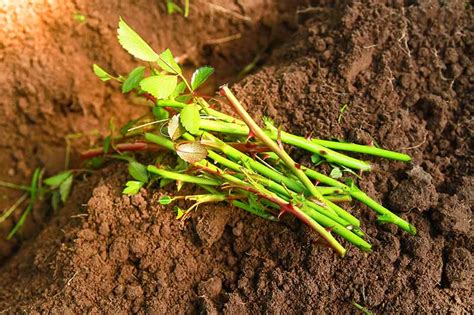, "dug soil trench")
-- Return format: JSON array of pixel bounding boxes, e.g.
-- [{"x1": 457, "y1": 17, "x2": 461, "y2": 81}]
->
[{"x1": 0, "y1": 0, "x2": 472, "y2": 313}]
